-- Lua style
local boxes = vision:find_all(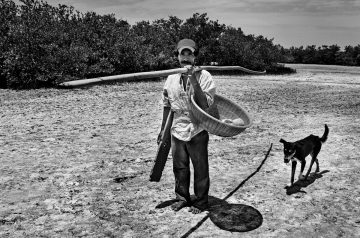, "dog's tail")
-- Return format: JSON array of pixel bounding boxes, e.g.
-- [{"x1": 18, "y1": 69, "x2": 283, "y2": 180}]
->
[{"x1": 320, "y1": 124, "x2": 329, "y2": 143}]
